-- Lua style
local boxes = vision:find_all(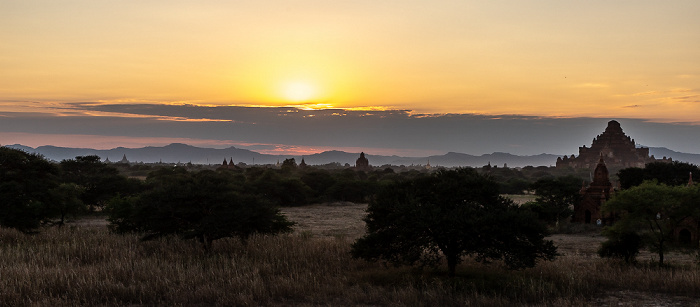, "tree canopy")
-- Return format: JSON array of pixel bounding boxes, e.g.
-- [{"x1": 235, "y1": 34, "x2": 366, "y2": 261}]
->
[
  {"x1": 60, "y1": 155, "x2": 140, "y2": 211},
  {"x1": 618, "y1": 161, "x2": 699, "y2": 189},
  {"x1": 602, "y1": 181, "x2": 700, "y2": 266},
  {"x1": 351, "y1": 168, "x2": 556, "y2": 277},
  {"x1": 0, "y1": 147, "x2": 60, "y2": 233},
  {"x1": 522, "y1": 175, "x2": 581, "y2": 226},
  {"x1": 107, "y1": 168, "x2": 294, "y2": 250}
]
